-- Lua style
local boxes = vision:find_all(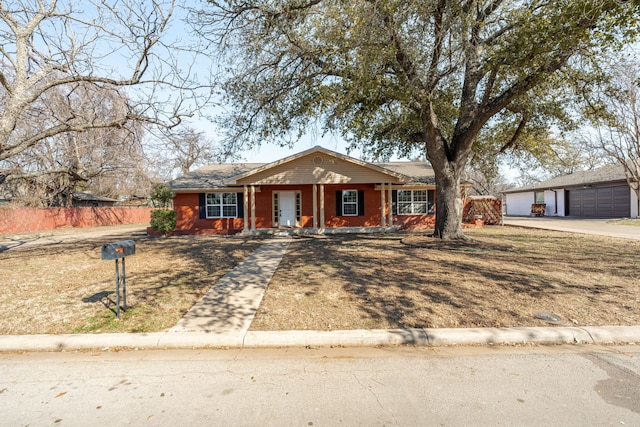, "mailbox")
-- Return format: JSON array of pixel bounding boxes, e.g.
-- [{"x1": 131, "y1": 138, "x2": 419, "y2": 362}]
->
[
  {"x1": 101, "y1": 240, "x2": 136, "y2": 260},
  {"x1": 101, "y1": 240, "x2": 135, "y2": 318}
]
